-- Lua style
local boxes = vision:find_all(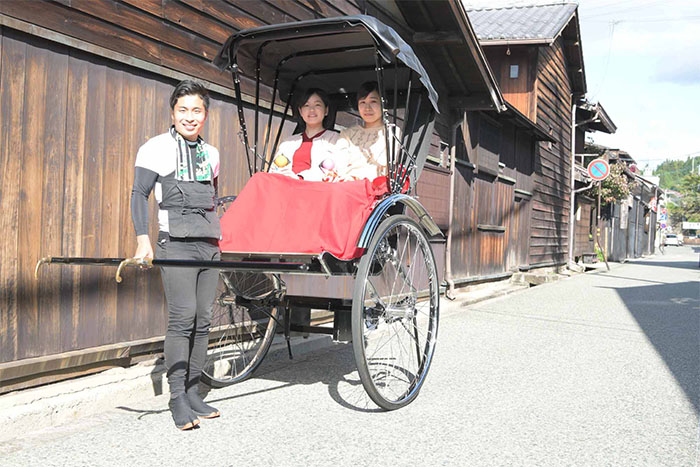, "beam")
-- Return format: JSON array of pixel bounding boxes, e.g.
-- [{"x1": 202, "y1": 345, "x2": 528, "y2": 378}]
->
[
  {"x1": 447, "y1": 93, "x2": 495, "y2": 110},
  {"x1": 413, "y1": 31, "x2": 462, "y2": 45}
]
